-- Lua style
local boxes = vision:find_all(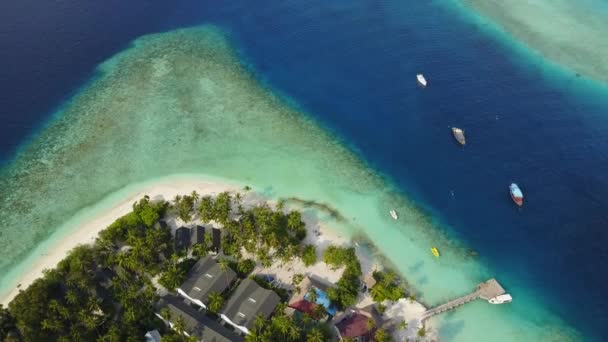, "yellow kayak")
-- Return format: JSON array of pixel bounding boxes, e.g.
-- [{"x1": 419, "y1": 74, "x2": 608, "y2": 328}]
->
[{"x1": 431, "y1": 247, "x2": 440, "y2": 257}]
